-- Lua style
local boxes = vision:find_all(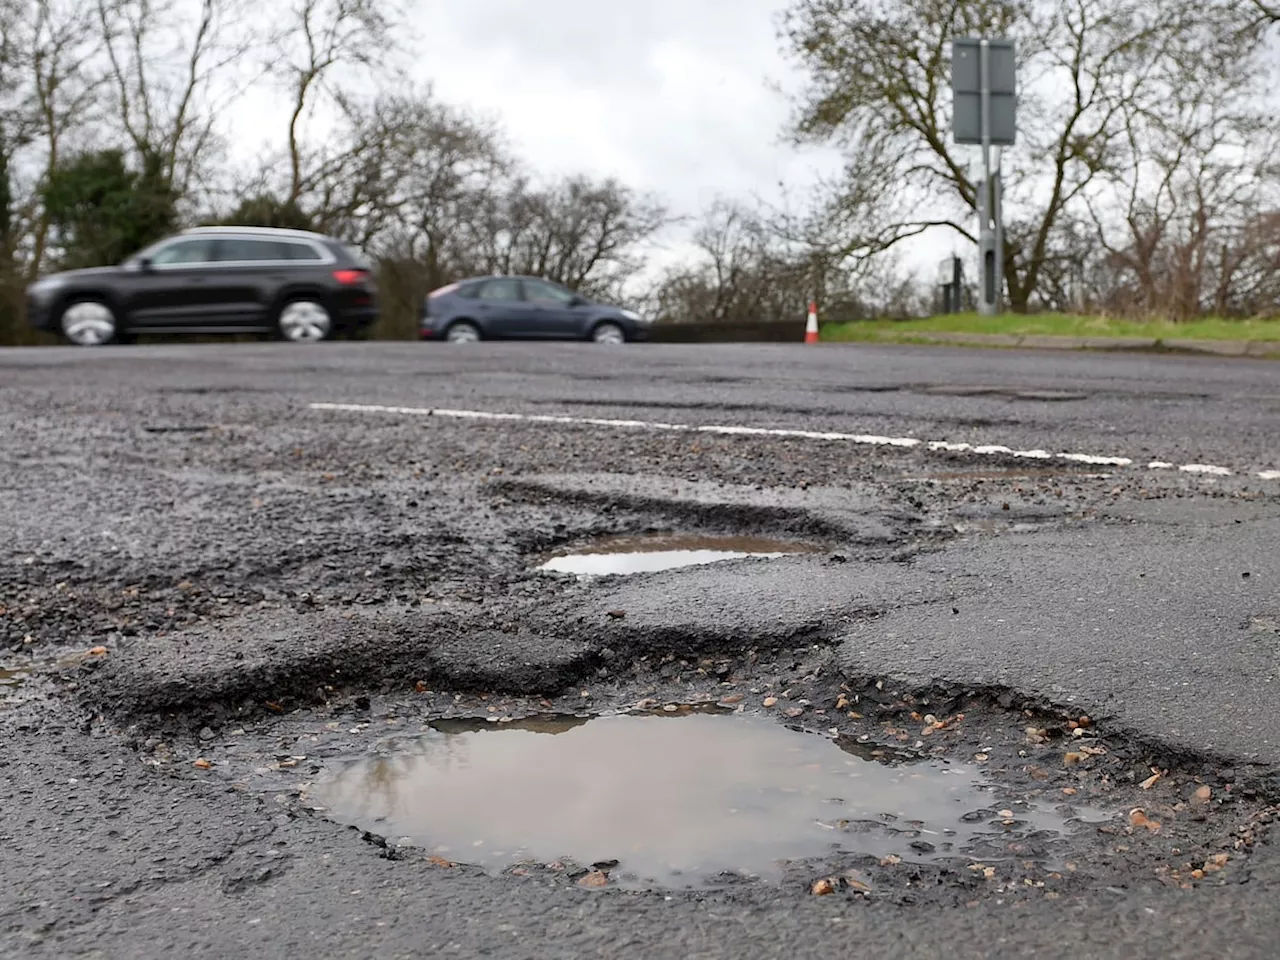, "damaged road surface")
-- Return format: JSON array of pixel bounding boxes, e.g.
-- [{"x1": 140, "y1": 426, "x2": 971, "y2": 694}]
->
[{"x1": 2, "y1": 342, "x2": 1279, "y2": 959}]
